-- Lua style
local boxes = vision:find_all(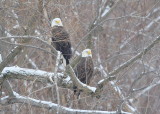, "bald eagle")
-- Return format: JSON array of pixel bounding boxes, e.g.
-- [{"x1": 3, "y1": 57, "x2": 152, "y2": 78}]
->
[
  {"x1": 51, "y1": 18, "x2": 72, "y2": 65},
  {"x1": 74, "y1": 49, "x2": 94, "y2": 97}
]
